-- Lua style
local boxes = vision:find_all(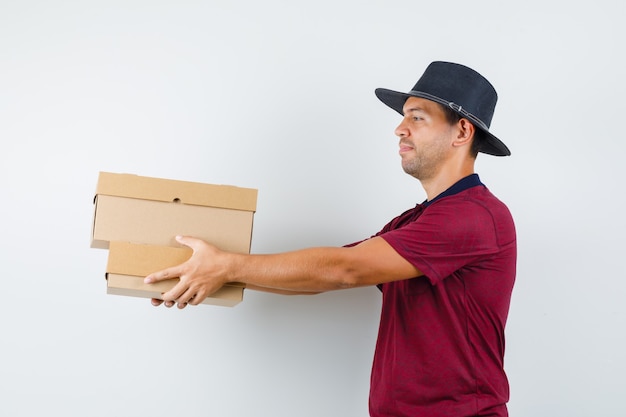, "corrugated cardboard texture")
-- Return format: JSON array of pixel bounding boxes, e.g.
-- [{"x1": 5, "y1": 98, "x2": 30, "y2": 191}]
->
[
  {"x1": 106, "y1": 241, "x2": 244, "y2": 307},
  {"x1": 91, "y1": 172, "x2": 257, "y2": 251},
  {"x1": 92, "y1": 195, "x2": 254, "y2": 251}
]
